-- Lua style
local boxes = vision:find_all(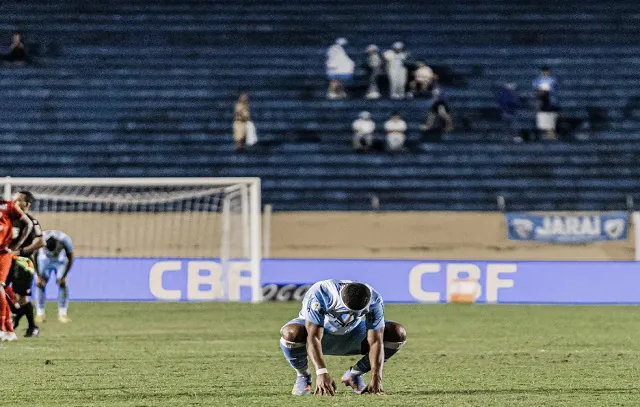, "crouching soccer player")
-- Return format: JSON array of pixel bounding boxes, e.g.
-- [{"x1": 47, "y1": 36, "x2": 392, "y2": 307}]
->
[
  {"x1": 279, "y1": 280, "x2": 407, "y2": 396},
  {"x1": 36, "y1": 231, "x2": 74, "y2": 323},
  {"x1": 6, "y1": 255, "x2": 39, "y2": 338}
]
